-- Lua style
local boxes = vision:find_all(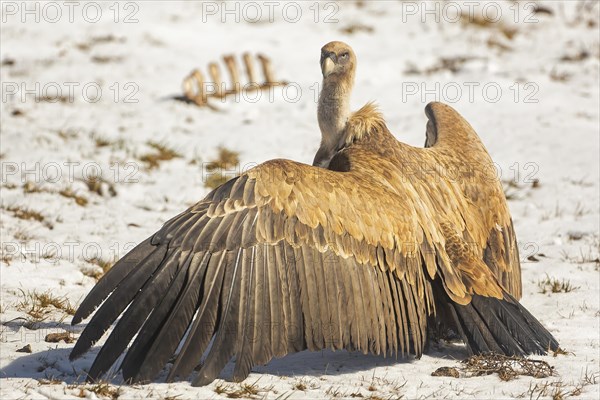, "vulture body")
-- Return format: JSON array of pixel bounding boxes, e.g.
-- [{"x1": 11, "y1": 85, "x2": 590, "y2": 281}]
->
[{"x1": 70, "y1": 42, "x2": 558, "y2": 386}]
